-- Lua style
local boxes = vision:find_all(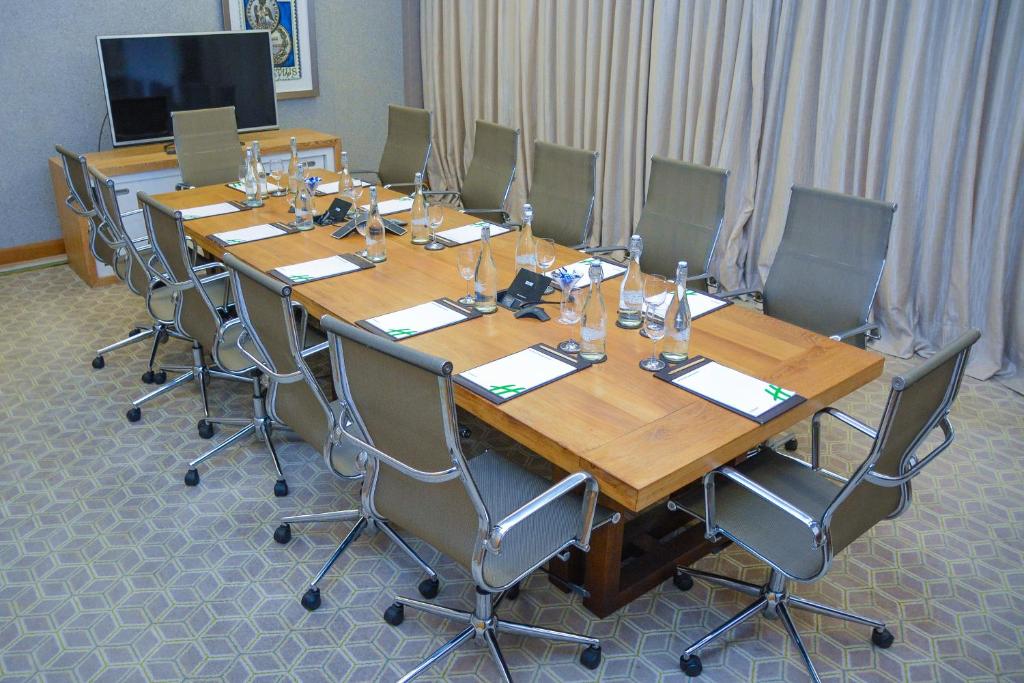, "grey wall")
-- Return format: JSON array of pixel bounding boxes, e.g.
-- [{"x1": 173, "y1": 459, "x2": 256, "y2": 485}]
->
[{"x1": 1, "y1": 0, "x2": 406, "y2": 250}]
